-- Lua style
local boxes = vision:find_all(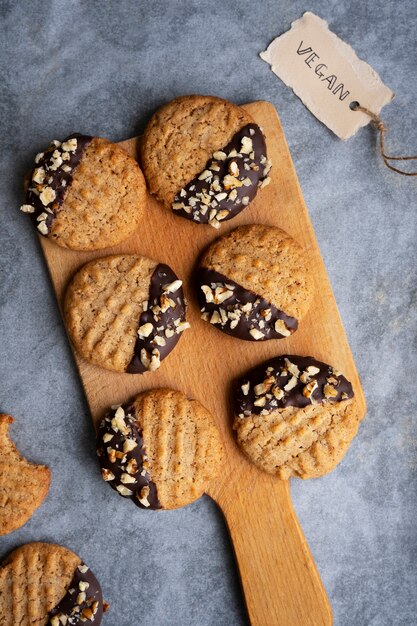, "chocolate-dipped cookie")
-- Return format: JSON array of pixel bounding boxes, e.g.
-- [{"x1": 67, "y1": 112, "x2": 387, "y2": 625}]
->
[
  {"x1": 141, "y1": 95, "x2": 271, "y2": 228},
  {"x1": 196, "y1": 224, "x2": 313, "y2": 340},
  {"x1": 20, "y1": 134, "x2": 146, "y2": 250},
  {"x1": 97, "y1": 389, "x2": 224, "y2": 510},
  {"x1": 234, "y1": 355, "x2": 362, "y2": 479},
  {"x1": 64, "y1": 255, "x2": 189, "y2": 373},
  {"x1": 0, "y1": 543, "x2": 105, "y2": 625},
  {"x1": 0, "y1": 414, "x2": 50, "y2": 536}
]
